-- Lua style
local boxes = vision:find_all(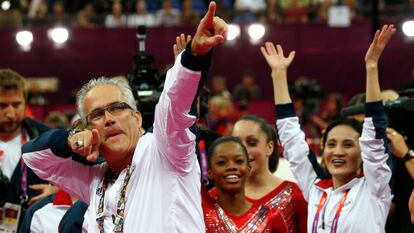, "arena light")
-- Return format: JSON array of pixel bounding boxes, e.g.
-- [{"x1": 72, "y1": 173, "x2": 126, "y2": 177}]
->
[
  {"x1": 248, "y1": 24, "x2": 265, "y2": 41},
  {"x1": 402, "y1": 20, "x2": 414, "y2": 37},
  {"x1": 16, "y1": 30, "x2": 33, "y2": 48},
  {"x1": 227, "y1": 24, "x2": 240, "y2": 41},
  {"x1": 1, "y1": 1, "x2": 11, "y2": 11},
  {"x1": 48, "y1": 27, "x2": 69, "y2": 44}
]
